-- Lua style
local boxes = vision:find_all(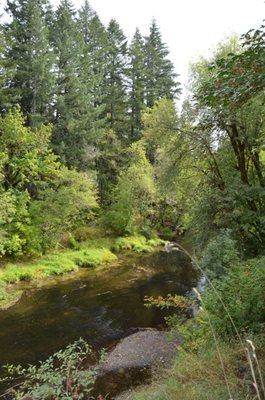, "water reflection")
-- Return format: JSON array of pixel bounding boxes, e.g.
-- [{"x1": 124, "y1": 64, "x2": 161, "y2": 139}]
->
[{"x1": 0, "y1": 250, "x2": 198, "y2": 368}]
